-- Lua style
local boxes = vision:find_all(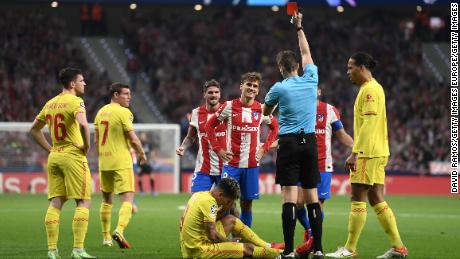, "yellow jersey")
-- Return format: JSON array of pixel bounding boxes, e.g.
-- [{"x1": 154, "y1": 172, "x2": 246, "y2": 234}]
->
[
  {"x1": 180, "y1": 192, "x2": 219, "y2": 255},
  {"x1": 94, "y1": 103, "x2": 134, "y2": 170},
  {"x1": 36, "y1": 92, "x2": 86, "y2": 158},
  {"x1": 352, "y1": 79, "x2": 390, "y2": 158}
]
